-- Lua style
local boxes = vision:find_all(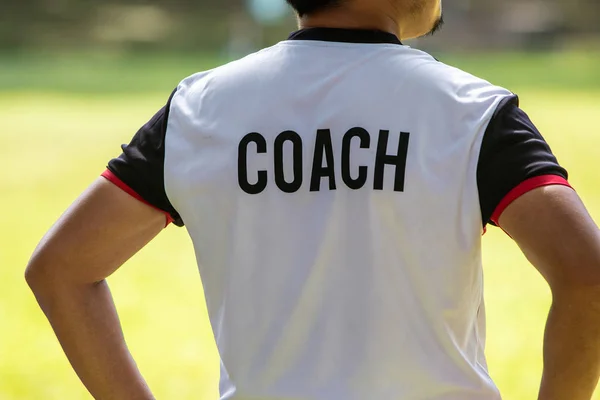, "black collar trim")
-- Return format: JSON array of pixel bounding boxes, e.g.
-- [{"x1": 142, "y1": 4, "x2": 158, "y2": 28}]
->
[{"x1": 288, "y1": 28, "x2": 402, "y2": 45}]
